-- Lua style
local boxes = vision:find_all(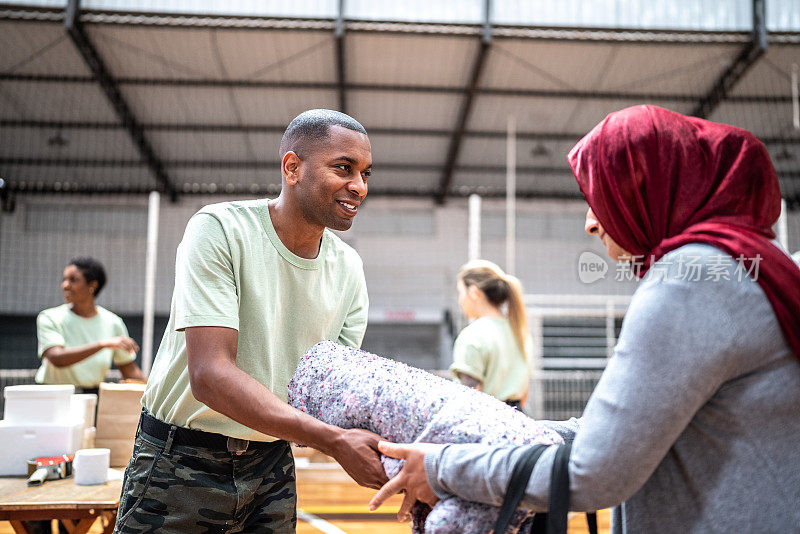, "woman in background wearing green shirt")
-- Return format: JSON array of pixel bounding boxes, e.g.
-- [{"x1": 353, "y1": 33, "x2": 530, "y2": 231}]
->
[
  {"x1": 450, "y1": 260, "x2": 532, "y2": 409},
  {"x1": 36, "y1": 257, "x2": 144, "y2": 395}
]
